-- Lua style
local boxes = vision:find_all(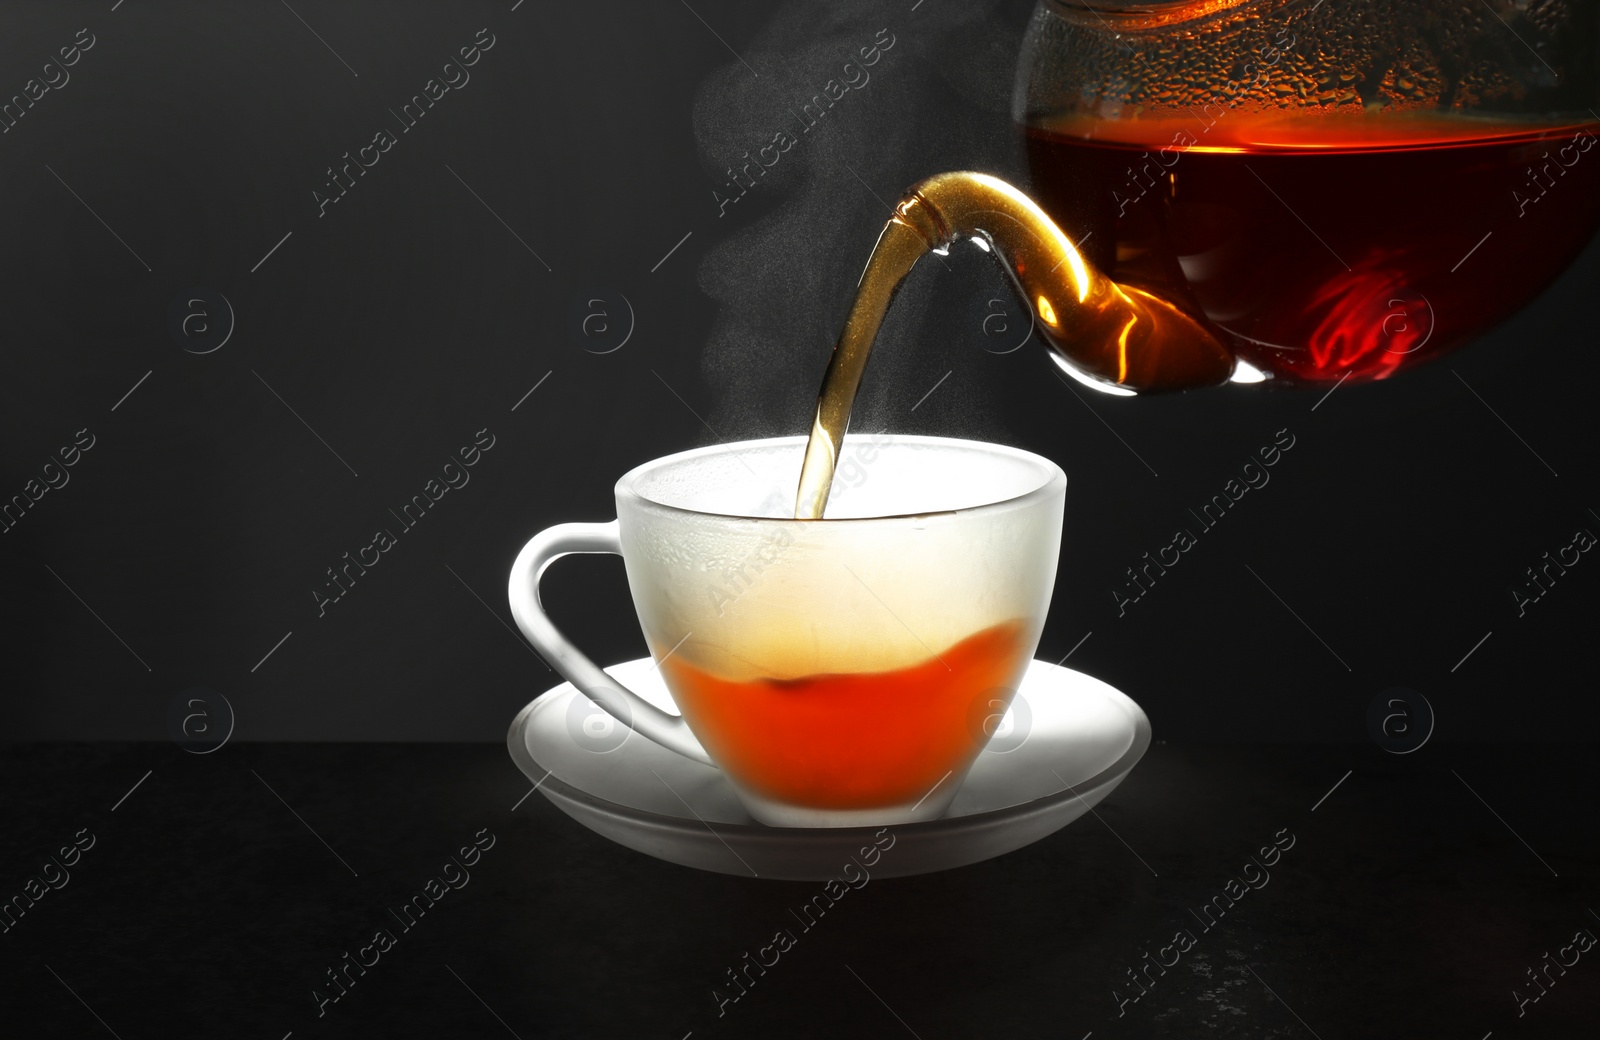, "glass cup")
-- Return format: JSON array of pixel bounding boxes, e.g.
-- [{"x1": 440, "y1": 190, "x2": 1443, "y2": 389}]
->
[{"x1": 507, "y1": 434, "x2": 1066, "y2": 827}]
